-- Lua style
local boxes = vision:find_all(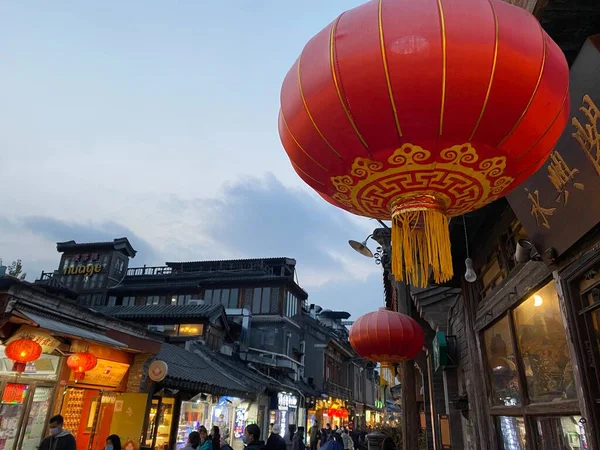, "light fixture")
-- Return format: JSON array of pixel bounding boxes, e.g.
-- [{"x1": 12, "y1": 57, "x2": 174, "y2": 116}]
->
[
  {"x1": 463, "y1": 216, "x2": 477, "y2": 283},
  {"x1": 534, "y1": 294, "x2": 543, "y2": 307},
  {"x1": 348, "y1": 235, "x2": 374, "y2": 258},
  {"x1": 464, "y1": 258, "x2": 477, "y2": 283},
  {"x1": 515, "y1": 239, "x2": 542, "y2": 263}
]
